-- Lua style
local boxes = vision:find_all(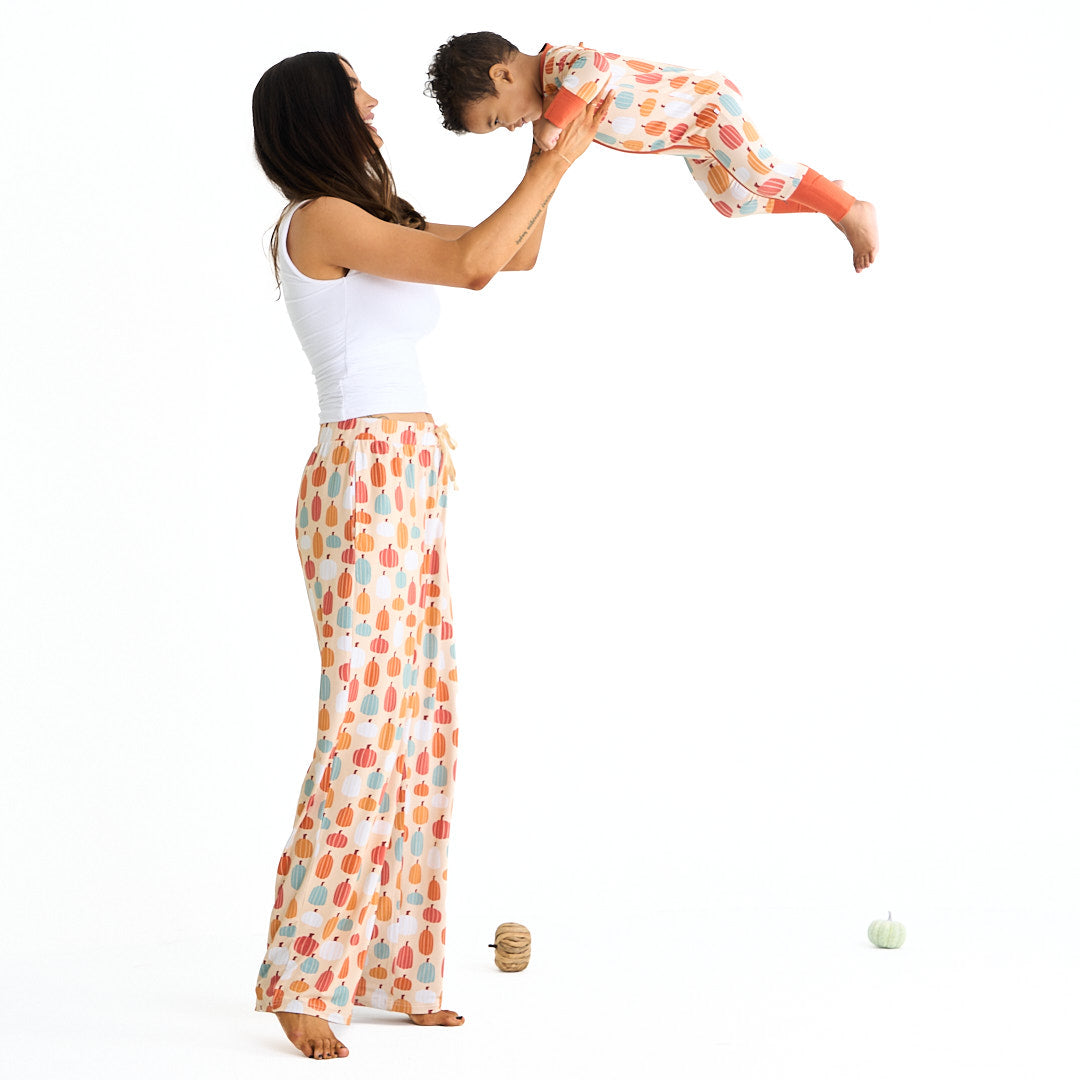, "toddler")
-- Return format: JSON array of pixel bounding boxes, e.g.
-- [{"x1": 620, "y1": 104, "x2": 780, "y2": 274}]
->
[{"x1": 427, "y1": 32, "x2": 878, "y2": 272}]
